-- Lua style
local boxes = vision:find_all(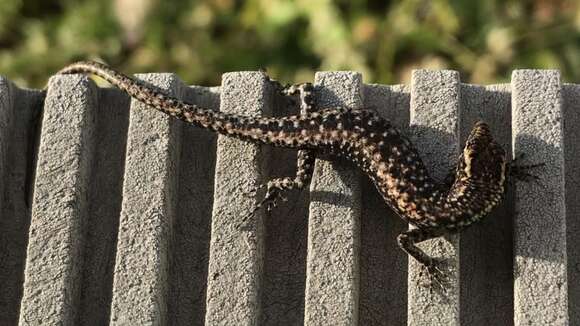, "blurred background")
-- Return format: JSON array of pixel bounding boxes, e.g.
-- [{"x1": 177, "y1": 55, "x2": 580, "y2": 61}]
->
[{"x1": 0, "y1": 0, "x2": 579, "y2": 88}]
